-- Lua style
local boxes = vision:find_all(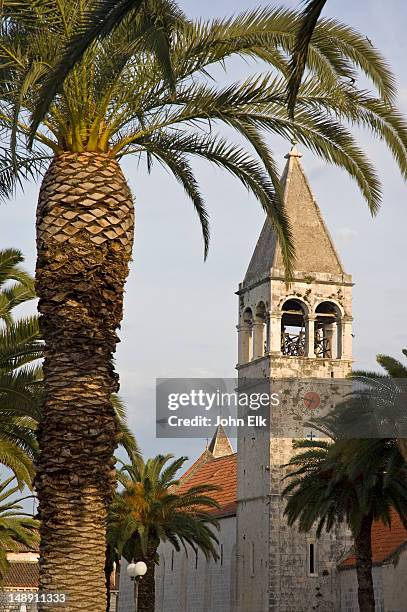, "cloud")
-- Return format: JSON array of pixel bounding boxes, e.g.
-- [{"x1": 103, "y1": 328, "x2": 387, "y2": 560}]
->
[{"x1": 335, "y1": 227, "x2": 359, "y2": 244}]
